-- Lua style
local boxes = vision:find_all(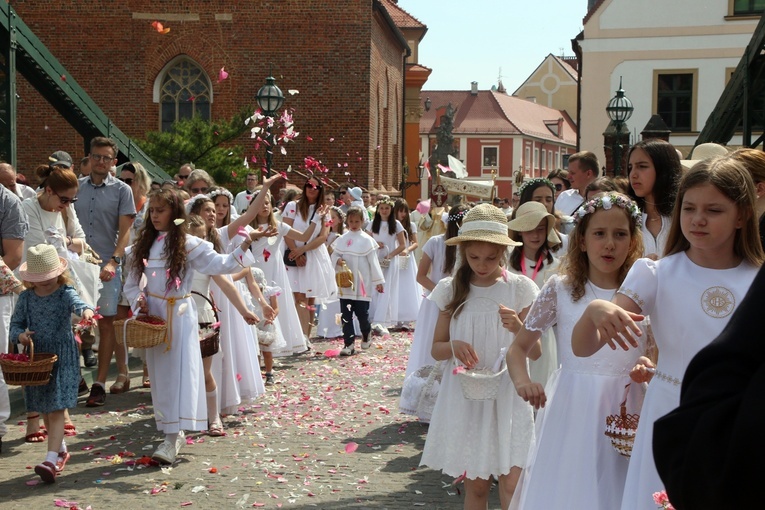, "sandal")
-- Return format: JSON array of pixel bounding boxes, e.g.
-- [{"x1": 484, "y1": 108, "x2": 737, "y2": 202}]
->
[
  {"x1": 207, "y1": 421, "x2": 226, "y2": 437},
  {"x1": 25, "y1": 431, "x2": 47, "y2": 443},
  {"x1": 109, "y1": 372, "x2": 131, "y2": 394},
  {"x1": 64, "y1": 424, "x2": 77, "y2": 436},
  {"x1": 56, "y1": 451, "x2": 71, "y2": 472},
  {"x1": 34, "y1": 461, "x2": 57, "y2": 484},
  {"x1": 142, "y1": 375, "x2": 151, "y2": 388}
]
